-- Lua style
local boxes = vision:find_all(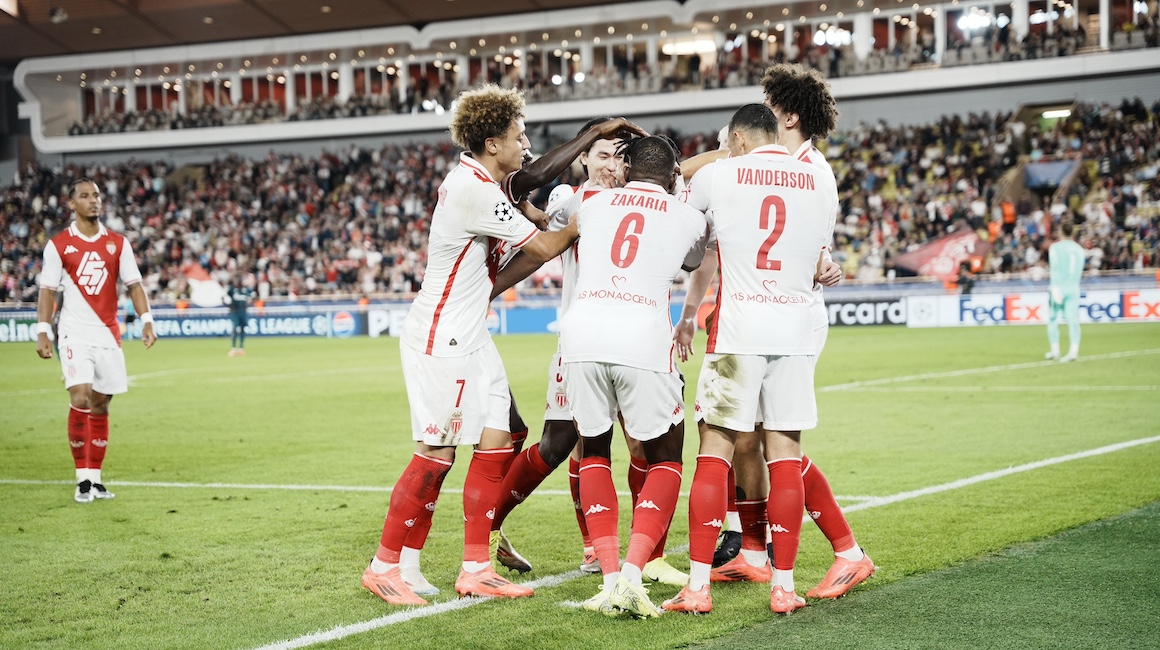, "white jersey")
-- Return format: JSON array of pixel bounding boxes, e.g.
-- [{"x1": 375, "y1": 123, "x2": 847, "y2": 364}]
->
[
  {"x1": 793, "y1": 141, "x2": 839, "y2": 332},
  {"x1": 685, "y1": 144, "x2": 837, "y2": 355},
  {"x1": 401, "y1": 152, "x2": 540, "y2": 357},
  {"x1": 39, "y1": 221, "x2": 142, "y2": 349},
  {"x1": 547, "y1": 180, "x2": 605, "y2": 319},
  {"x1": 560, "y1": 181, "x2": 709, "y2": 372}
]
